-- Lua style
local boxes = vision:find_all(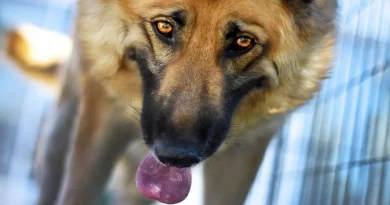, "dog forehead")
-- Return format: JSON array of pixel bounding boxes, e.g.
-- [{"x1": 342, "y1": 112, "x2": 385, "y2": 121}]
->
[{"x1": 127, "y1": 0, "x2": 283, "y2": 20}]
